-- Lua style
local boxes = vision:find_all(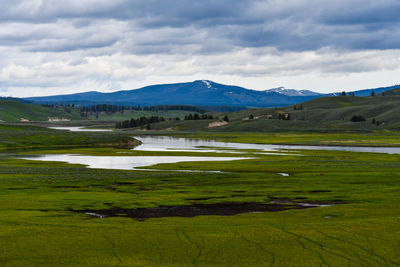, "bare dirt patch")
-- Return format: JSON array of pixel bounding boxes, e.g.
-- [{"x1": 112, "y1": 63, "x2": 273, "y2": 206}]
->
[{"x1": 208, "y1": 121, "x2": 228, "y2": 128}]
